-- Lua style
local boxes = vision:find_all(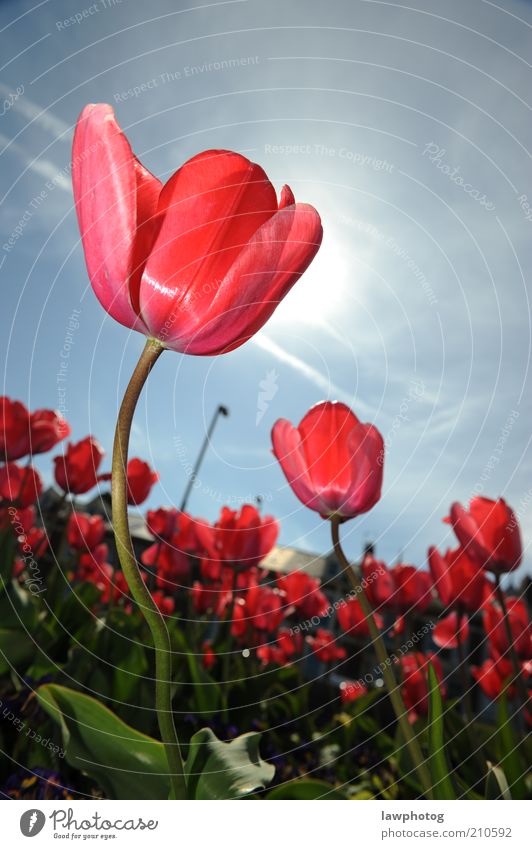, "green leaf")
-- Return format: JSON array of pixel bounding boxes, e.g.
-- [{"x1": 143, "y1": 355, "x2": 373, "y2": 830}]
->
[
  {"x1": 185, "y1": 727, "x2": 275, "y2": 799},
  {"x1": 36, "y1": 683, "x2": 170, "y2": 799},
  {"x1": 186, "y1": 650, "x2": 222, "y2": 718},
  {"x1": 495, "y1": 691, "x2": 527, "y2": 799},
  {"x1": 267, "y1": 779, "x2": 347, "y2": 799},
  {"x1": 485, "y1": 761, "x2": 512, "y2": 800},
  {"x1": 427, "y1": 661, "x2": 456, "y2": 799}
]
